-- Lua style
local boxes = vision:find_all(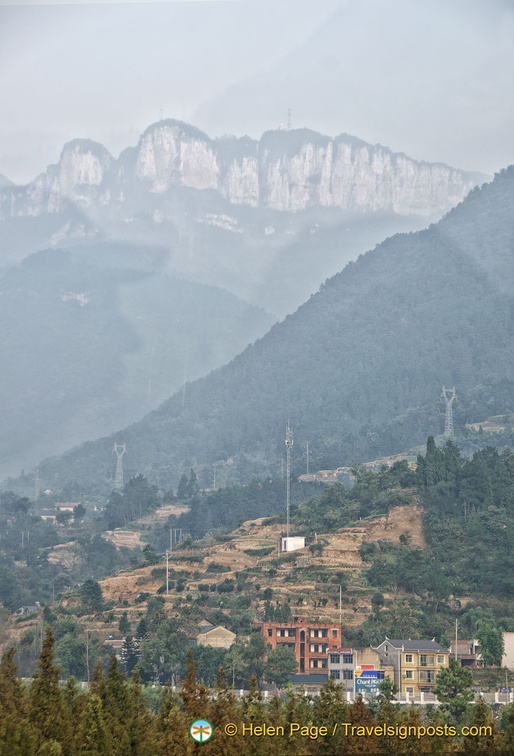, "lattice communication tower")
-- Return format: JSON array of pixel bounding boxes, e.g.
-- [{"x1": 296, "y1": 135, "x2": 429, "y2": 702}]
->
[
  {"x1": 113, "y1": 443, "x2": 127, "y2": 490},
  {"x1": 441, "y1": 386, "x2": 457, "y2": 437}
]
